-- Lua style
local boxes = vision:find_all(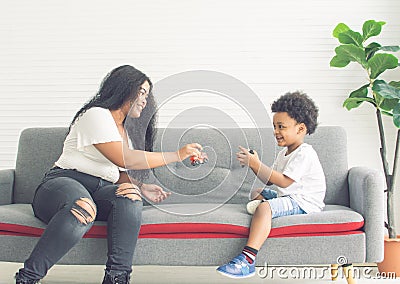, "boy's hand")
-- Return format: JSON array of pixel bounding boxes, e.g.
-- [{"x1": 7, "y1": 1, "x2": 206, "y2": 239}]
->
[{"x1": 237, "y1": 146, "x2": 259, "y2": 168}]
